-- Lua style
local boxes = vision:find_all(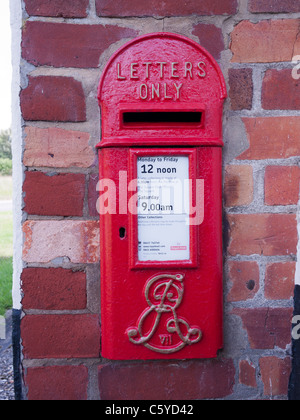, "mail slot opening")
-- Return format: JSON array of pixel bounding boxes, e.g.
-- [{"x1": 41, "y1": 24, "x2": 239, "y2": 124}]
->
[{"x1": 122, "y1": 111, "x2": 203, "y2": 127}]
